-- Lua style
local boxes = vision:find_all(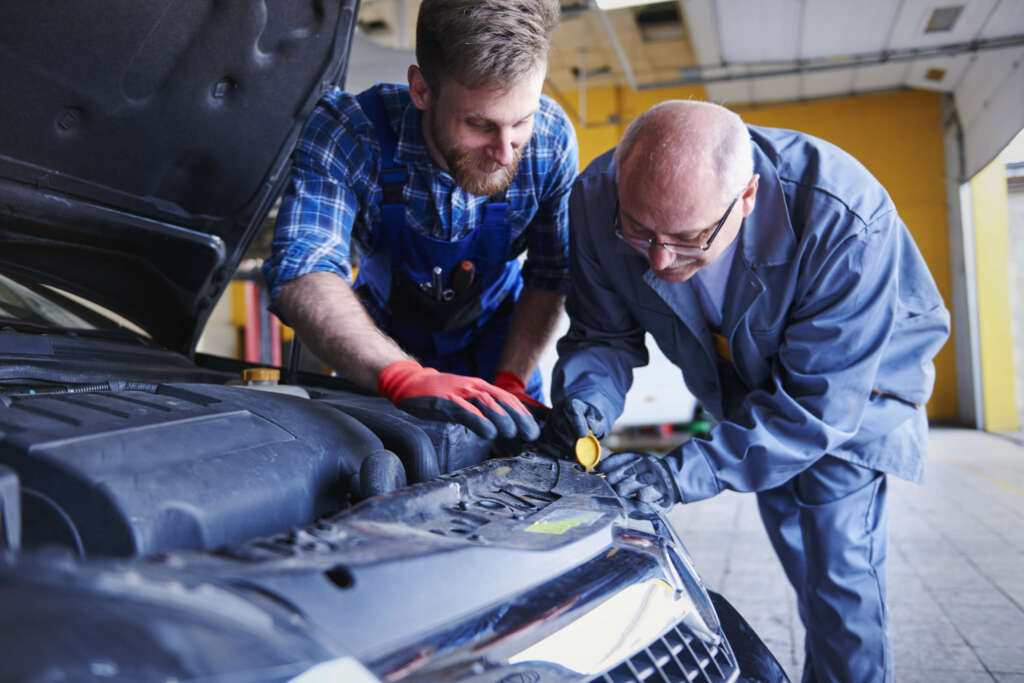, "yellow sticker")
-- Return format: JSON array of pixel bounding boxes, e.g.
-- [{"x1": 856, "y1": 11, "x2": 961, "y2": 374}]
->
[
  {"x1": 524, "y1": 510, "x2": 599, "y2": 535},
  {"x1": 712, "y1": 333, "x2": 731, "y2": 361}
]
